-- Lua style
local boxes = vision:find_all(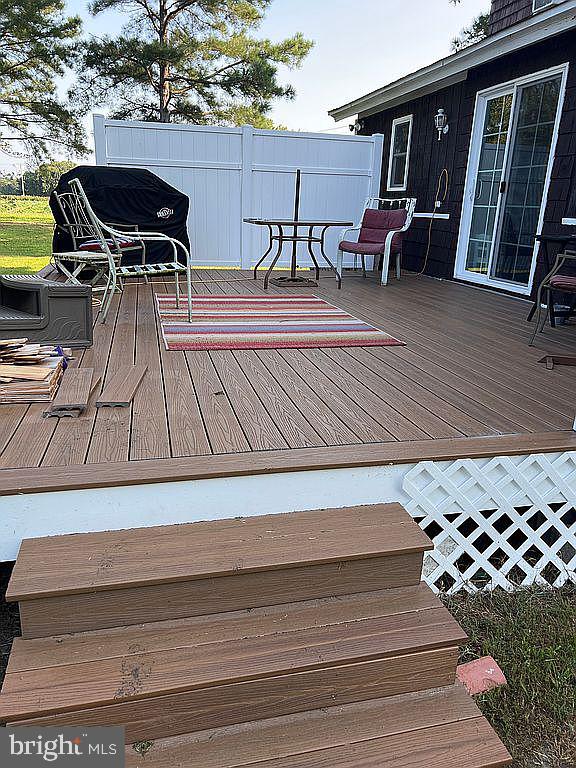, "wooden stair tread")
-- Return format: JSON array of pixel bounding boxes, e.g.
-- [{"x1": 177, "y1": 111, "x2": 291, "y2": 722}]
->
[
  {"x1": 226, "y1": 718, "x2": 510, "y2": 768},
  {"x1": 7, "y1": 505, "x2": 432, "y2": 601},
  {"x1": 0, "y1": 592, "x2": 465, "y2": 721},
  {"x1": 7, "y1": 584, "x2": 437, "y2": 673},
  {"x1": 124, "y1": 685, "x2": 511, "y2": 768}
]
